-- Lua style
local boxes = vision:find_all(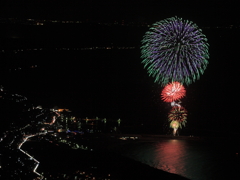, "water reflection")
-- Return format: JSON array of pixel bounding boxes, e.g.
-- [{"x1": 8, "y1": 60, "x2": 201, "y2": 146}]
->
[
  {"x1": 123, "y1": 138, "x2": 240, "y2": 180},
  {"x1": 155, "y1": 139, "x2": 187, "y2": 175},
  {"x1": 123, "y1": 139, "x2": 189, "y2": 178}
]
